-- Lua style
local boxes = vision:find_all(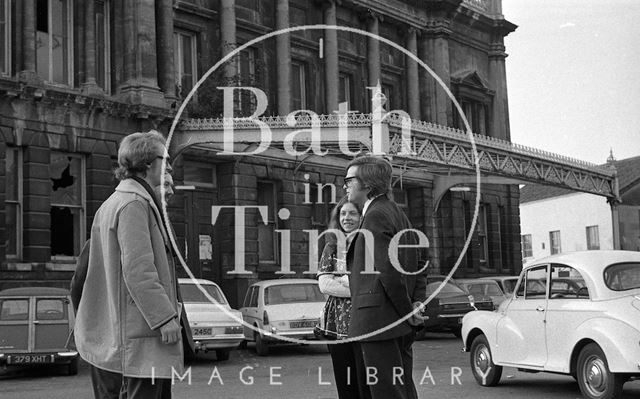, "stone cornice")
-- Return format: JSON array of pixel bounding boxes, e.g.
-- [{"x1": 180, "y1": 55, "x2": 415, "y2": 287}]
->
[
  {"x1": 343, "y1": 0, "x2": 427, "y2": 29},
  {"x1": 0, "y1": 78, "x2": 176, "y2": 121},
  {"x1": 174, "y1": 0, "x2": 217, "y2": 20}
]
